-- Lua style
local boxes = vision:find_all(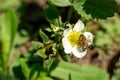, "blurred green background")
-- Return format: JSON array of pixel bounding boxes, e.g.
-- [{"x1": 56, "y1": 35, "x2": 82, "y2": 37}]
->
[{"x1": 0, "y1": 0, "x2": 120, "y2": 80}]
